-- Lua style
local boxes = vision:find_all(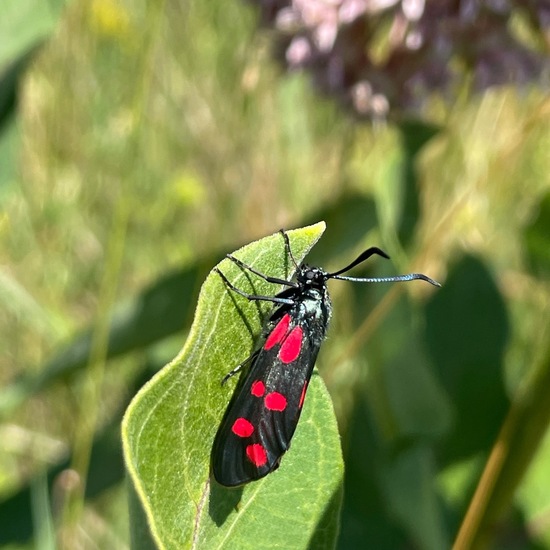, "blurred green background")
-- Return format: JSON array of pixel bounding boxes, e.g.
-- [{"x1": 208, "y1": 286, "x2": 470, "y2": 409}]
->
[{"x1": 1, "y1": 0, "x2": 549, "y2": 548}]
